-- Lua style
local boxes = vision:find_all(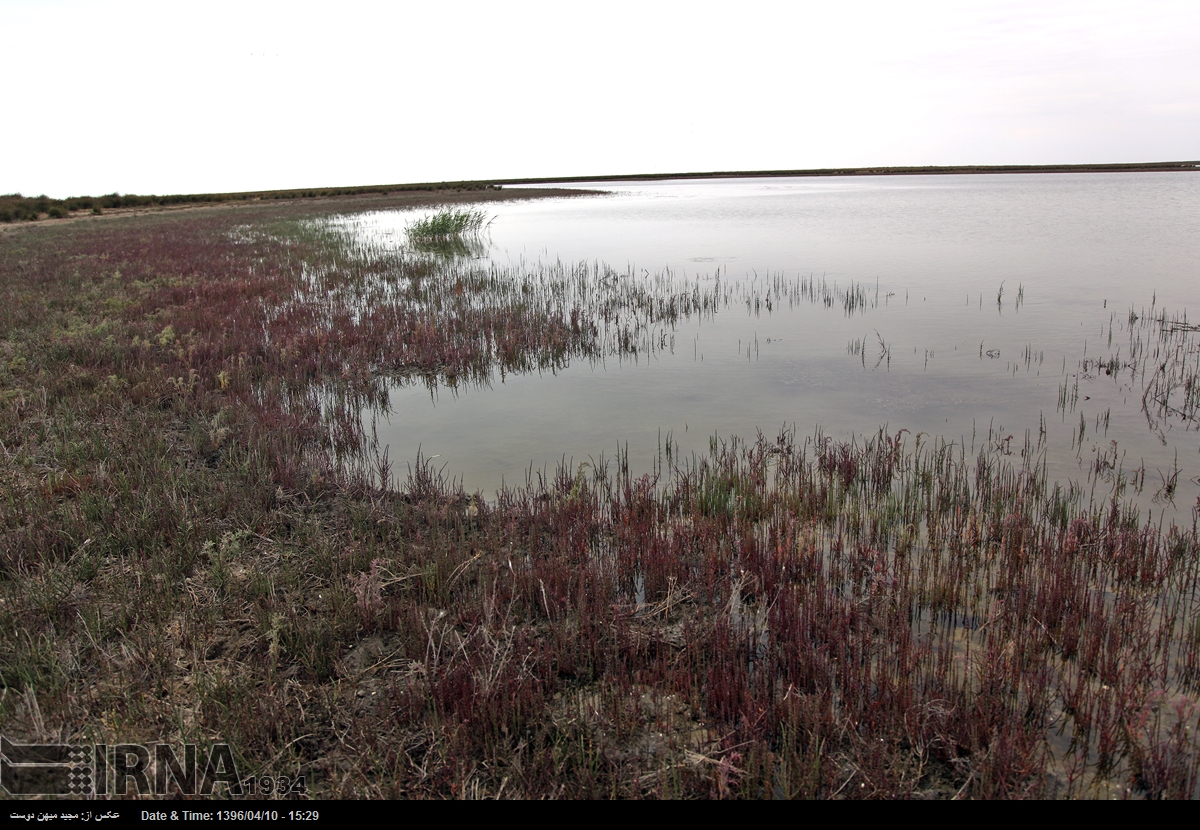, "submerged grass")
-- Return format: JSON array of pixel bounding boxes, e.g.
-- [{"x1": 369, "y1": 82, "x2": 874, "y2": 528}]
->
[{"x1": 1, "y1": 193, "x2": 1199, "y2": 799}]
